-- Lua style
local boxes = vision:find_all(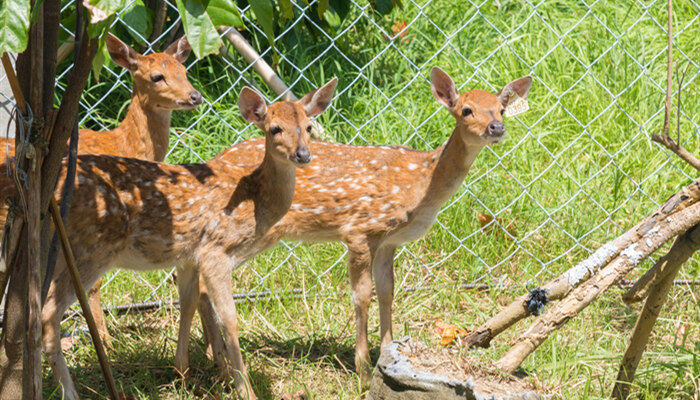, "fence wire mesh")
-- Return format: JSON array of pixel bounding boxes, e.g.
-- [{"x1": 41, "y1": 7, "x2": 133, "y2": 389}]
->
[{"x1": 1, "y1": 0, "x2": 698, "y2": 323}]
